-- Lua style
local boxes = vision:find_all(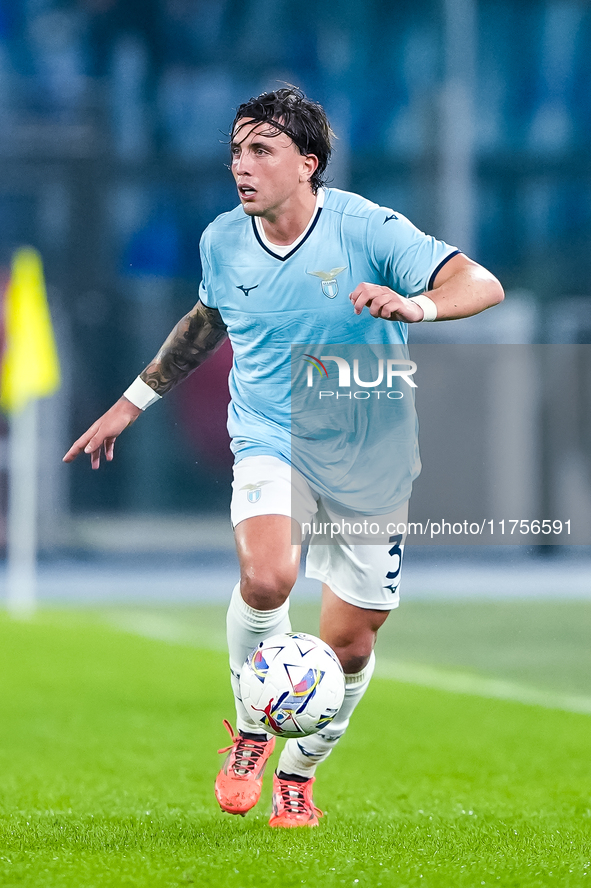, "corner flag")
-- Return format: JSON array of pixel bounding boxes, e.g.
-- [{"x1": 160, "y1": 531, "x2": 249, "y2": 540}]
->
[{"x1": 0, "y1": 247, "x2": 60, "y2": 414}]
